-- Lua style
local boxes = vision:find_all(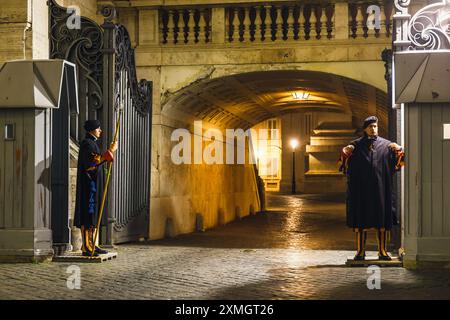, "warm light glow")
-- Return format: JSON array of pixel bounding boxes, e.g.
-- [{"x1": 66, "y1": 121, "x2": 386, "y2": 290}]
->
[
  {"x1": 290, "y1": 138, "x2": 299, "y2": 150},
  {"x1": 254, "y1": 148, "x2": 260, "y2": 159},
  {"x1": 292, "y1": 91, "x2": 310, "y2": 100}
]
